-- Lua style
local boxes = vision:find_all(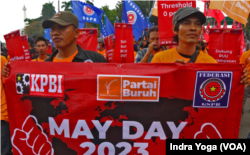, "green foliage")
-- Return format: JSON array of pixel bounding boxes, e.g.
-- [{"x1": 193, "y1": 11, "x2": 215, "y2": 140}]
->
[
  {"x1": 42, "y1": 2, "x2": 56, "y2": 21},
  {"x1": 61, "y1": 1, "x2": 72, "y2": 12},
  {"x1": 25, "y1": 21, "x2": 43, "y2": 39},
  {"x1": 24, "y1": 17, "x2": 42, "y2": 25},
  {"x1": 101, "y1": 5, "x2": 117, "y2": 25}
]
